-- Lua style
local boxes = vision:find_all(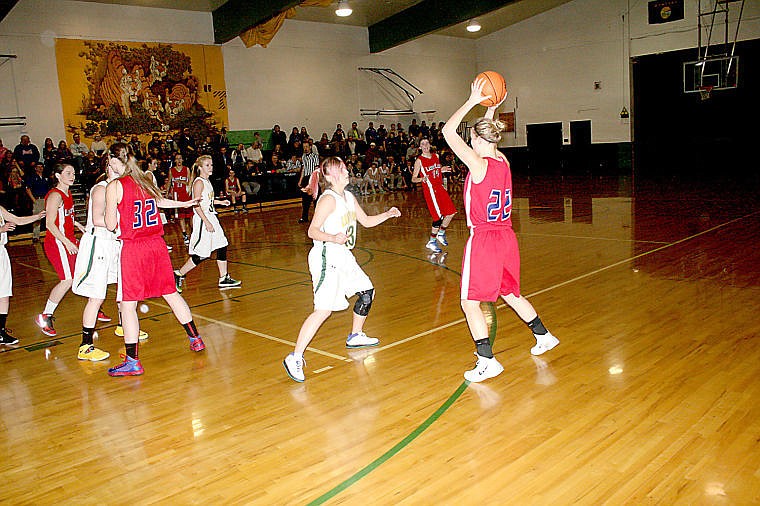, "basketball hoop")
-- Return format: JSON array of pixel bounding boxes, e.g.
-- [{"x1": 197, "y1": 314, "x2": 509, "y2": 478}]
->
[{"x1": 699, "y1": 85, "x2": 713, "y2": 101}]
